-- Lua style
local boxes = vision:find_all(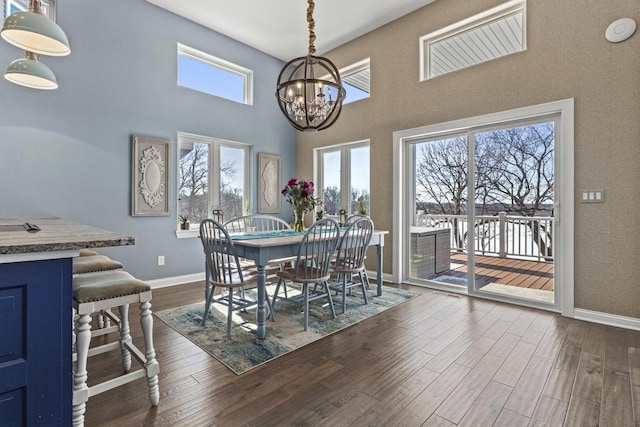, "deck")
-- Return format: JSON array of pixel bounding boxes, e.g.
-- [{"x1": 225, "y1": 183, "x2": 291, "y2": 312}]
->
[{"x1": 430, "y1": 252, "x2": 554, "y2": 294}]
